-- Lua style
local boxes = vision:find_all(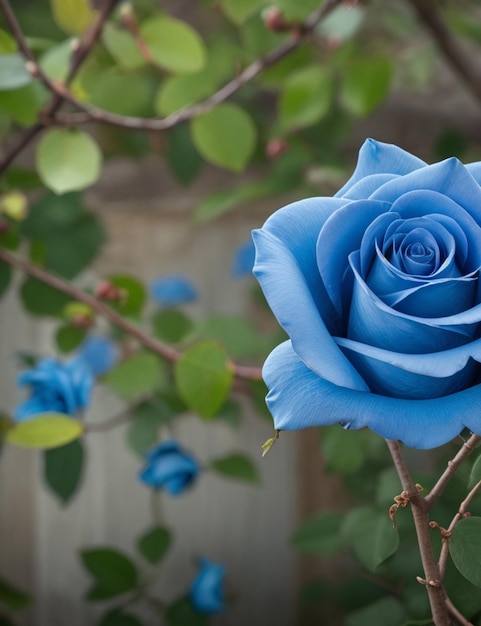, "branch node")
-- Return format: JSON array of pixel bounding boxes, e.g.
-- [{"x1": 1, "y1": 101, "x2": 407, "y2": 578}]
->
[{"x1": 25, "y1": 60, "x2": 39, "y2": 76}]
